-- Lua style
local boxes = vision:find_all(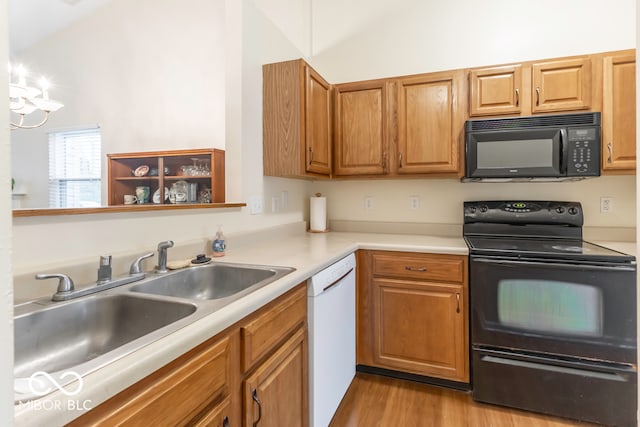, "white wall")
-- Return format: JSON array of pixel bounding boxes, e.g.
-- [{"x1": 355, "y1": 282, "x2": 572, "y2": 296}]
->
[
  {"x1": 311, "y1": 0, "x2": 636, "y2": 82},
  {"x1": 308, "y1": 0, "x2": 636, "y2": 228},
  {"x1": 314, "y1": 176, "x2": 636, "y2": 228},
  {"x1": 0, "y1": 0, "x2": 15, "y2": 420},
  {"x1": 11, "y1": 0, "x2": 227, "y2": 207},
  {"x1": 11, "y1": 0, "x2": 313, "y2": 284}
]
